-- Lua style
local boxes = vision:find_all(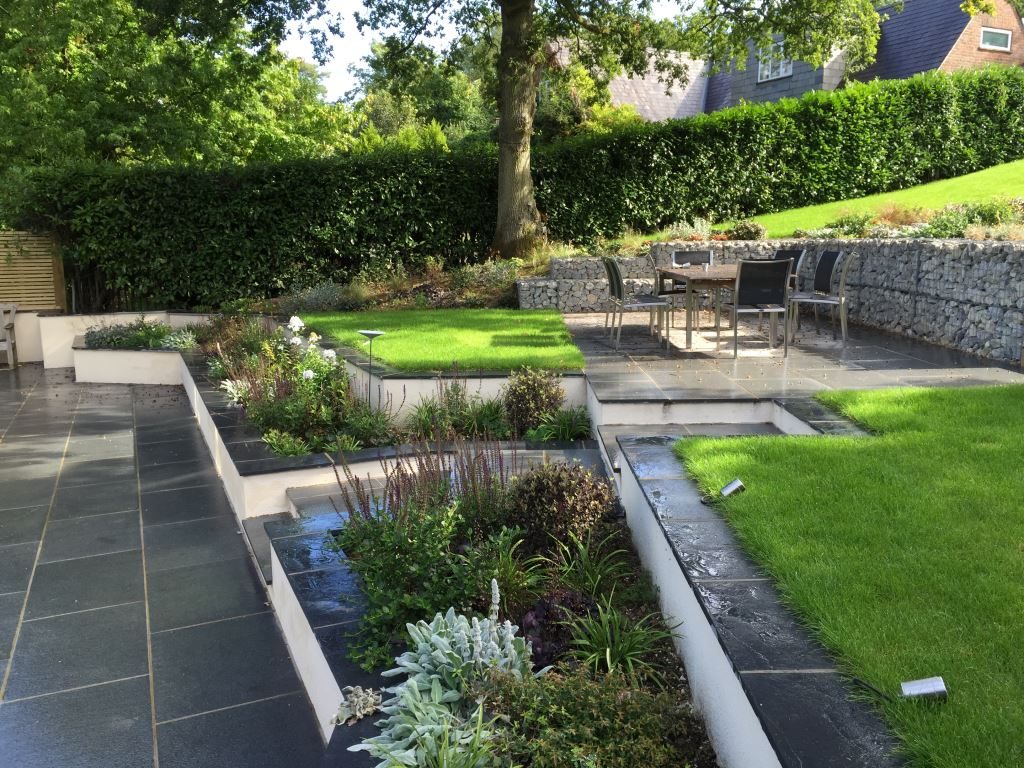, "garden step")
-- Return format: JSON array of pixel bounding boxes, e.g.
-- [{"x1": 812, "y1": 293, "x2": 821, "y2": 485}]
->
[{"x1": 241, "y1": 512, "x2": 292, "y2": 584}]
